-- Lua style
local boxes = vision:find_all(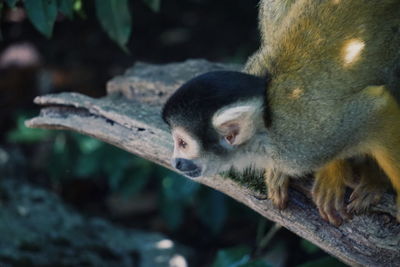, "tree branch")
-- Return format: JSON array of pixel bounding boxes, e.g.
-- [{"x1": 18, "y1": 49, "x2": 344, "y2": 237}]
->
[{"x1": 26, "y1": 59, "x2": 400, "y2": 266}]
